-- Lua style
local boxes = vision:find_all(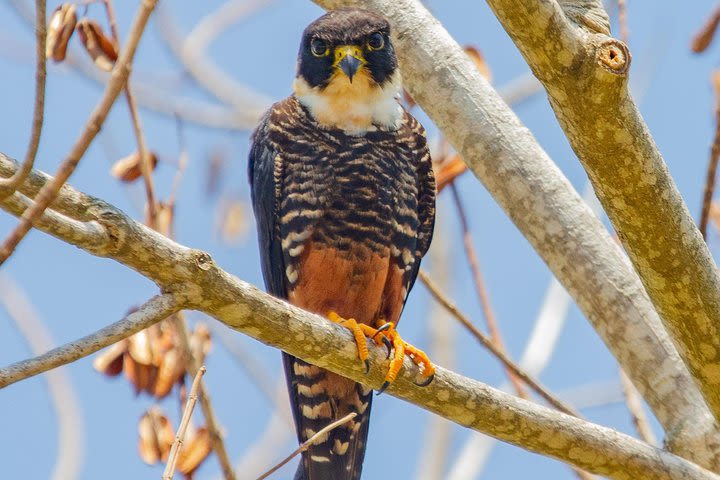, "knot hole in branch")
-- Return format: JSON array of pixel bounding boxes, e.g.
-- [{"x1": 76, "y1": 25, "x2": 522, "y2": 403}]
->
[
  {"x1": 597, "y1": 39, "x2": 631, "y2": 75},
  {"x1": 194, "y1": 251, "x2": 214, "y2": 271}
]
